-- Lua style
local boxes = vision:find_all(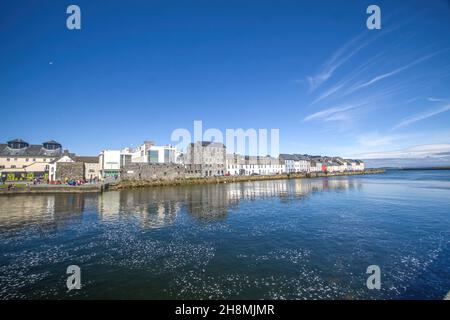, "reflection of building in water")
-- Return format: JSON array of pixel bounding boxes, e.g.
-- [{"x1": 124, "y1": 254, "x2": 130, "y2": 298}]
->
[
  {"x1": 0, "y1": 176, "x2": 363, "y2": 230},
  {"x1": 0, "y1": 195, "x2": 56, "y2": 228},
  {"x1": 225, "y1": 177, "x2": 362, "y2": 205},
  {"x1": 226, "y1": 180, "x2": 289, "y2": 201},
  {"x1": 106, "y1": 178, "x2": 354, "y2": 226},
  {"x1": 142, "y1": 200, "x2": 180, "y2": 229},
  {"x1": 186, "y1": 184, "x2": 238, "y2": 222},
  {"x1": 291, "y1": 177, "x2": 360, "y2": 198},
  {"x1": 0, "y1": 194, "x2": 86, "y2": 231},
  {"x1": 97, "y1": 188, "x2": 182, "y2": 228},
  {"x1": 182, "y1": 177, "x2": 362, "y2": 221},
  {"x1": 98, "y1": 191, "x2": 121, "y2": 221},
  {"x1": 121, "y1": 188, "x2": 181, "y2": 229}
]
